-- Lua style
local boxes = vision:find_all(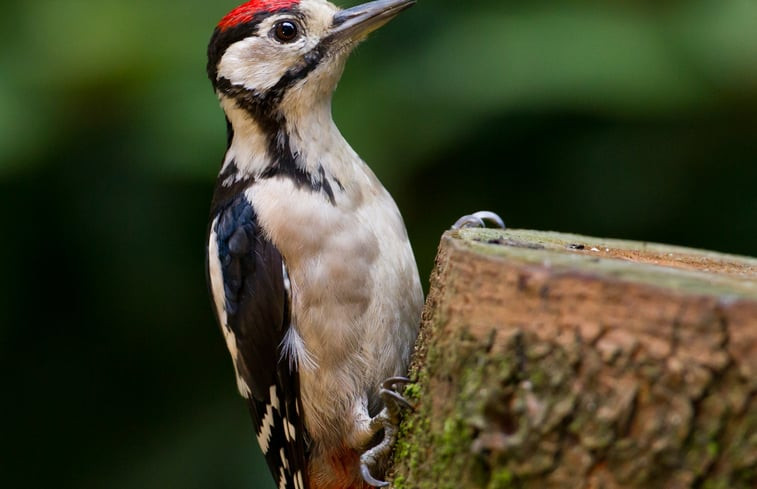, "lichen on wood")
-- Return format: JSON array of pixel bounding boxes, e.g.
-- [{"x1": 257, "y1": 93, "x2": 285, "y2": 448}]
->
[{"x1": 392, "y1": 229, "x2": 757, "y2": 489}]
